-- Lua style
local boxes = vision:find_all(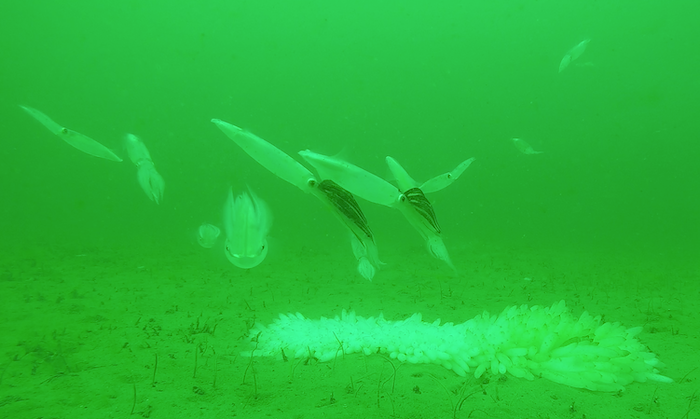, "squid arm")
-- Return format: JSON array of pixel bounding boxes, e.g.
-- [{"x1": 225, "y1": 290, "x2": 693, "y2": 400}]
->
[{"x1": 136, "y1": 161, "x2": 165, "y2": 204}]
